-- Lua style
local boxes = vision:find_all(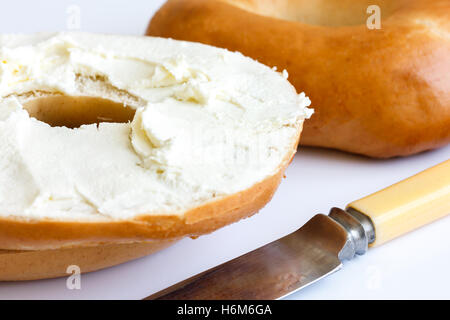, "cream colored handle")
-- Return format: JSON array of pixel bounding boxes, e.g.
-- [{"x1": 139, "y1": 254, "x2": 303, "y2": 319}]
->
[{"x1": 347, "y1": 160, "x2": 450, "y2": 247}]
